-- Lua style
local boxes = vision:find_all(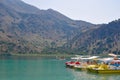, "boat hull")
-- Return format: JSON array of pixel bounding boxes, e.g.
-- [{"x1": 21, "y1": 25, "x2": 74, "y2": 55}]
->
[
  {"x1": 66, "y1": 64, "x2": 74, "y2": 68},
  {"x1": 87, "y1": 68, "x2": 120, "y2": 74},
  {"x1": 74, "y1": 65, "x2": 87, "y2": 71}
]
